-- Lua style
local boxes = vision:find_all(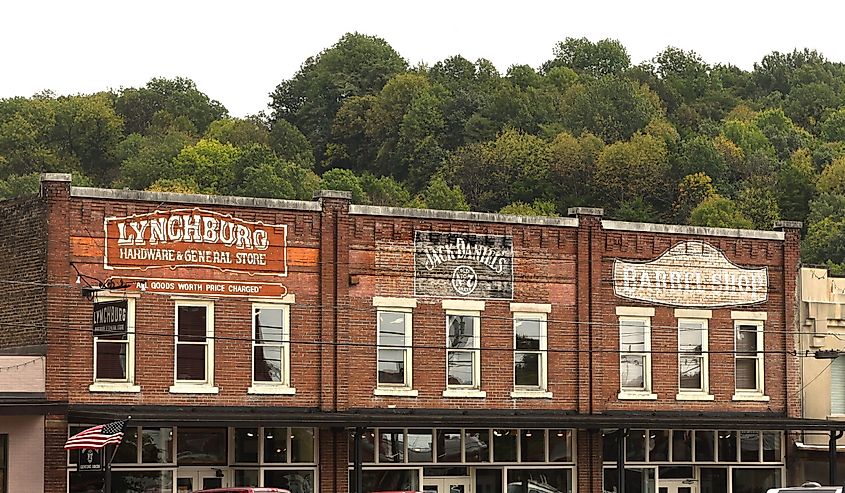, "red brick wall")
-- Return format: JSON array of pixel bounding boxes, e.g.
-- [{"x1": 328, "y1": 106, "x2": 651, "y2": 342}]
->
[{"x1": 0, "y1": 195, "x2": 47, "y2": 349}]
